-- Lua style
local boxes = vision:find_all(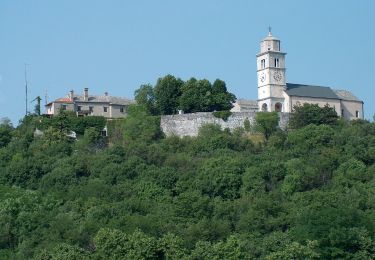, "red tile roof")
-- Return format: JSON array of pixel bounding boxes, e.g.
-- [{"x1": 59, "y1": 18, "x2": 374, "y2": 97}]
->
[{"x1": 55, "y1": 97, "x2": 73, "y2": 103}]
